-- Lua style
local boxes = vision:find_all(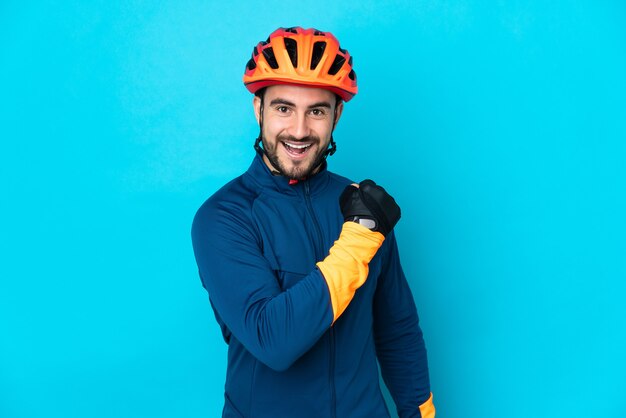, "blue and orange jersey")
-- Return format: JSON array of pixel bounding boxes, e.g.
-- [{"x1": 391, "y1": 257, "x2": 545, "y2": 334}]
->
[{"x1": 192, "y1": 152, "x2": 433, "y2": 417}]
